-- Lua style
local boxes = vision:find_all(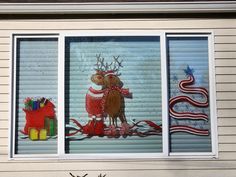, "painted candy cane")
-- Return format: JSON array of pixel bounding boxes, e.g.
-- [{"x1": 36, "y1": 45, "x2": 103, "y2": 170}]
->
[
  {"x1": 169, "y1": 75, "x2": 209, "y2": 121},
  {"x1": 169, "y1": 74, "x2": 209, "y2": 136},
  {"x1": 170, "y1": 125, "x2": 209, "y2": 136}
]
